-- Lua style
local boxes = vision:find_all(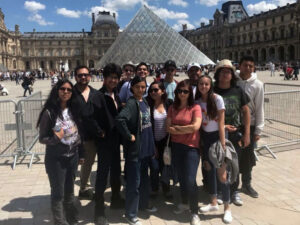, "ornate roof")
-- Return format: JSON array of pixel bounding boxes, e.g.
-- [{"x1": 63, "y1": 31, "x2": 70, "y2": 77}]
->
[{"x1": 93, "y1": 11, "x2": 118, "y2": 29}]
